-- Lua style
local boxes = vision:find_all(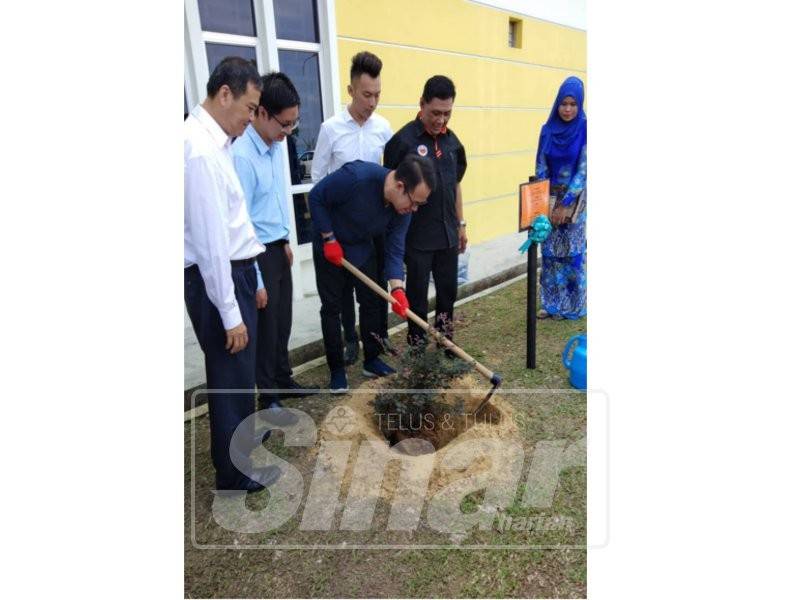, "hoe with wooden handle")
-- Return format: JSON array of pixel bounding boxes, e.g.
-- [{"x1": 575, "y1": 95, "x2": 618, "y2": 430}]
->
[{"x1": 340, "y1": 258, "x2": 502, "y2": 414}]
